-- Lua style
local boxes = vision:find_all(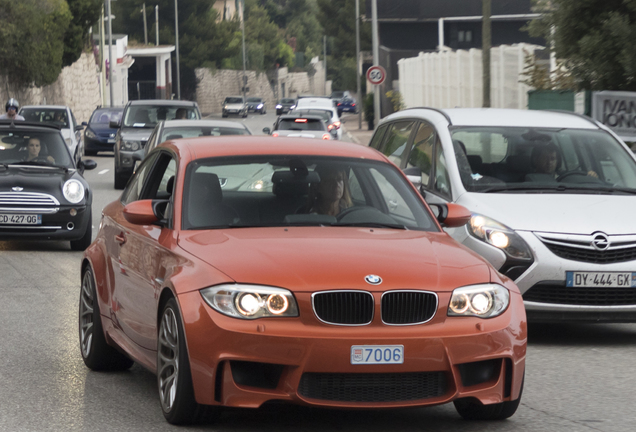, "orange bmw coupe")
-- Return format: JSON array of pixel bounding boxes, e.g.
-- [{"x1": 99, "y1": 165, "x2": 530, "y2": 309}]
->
[{"x1": 79, "y1": 137, "x2": 526, "y2": 424}]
